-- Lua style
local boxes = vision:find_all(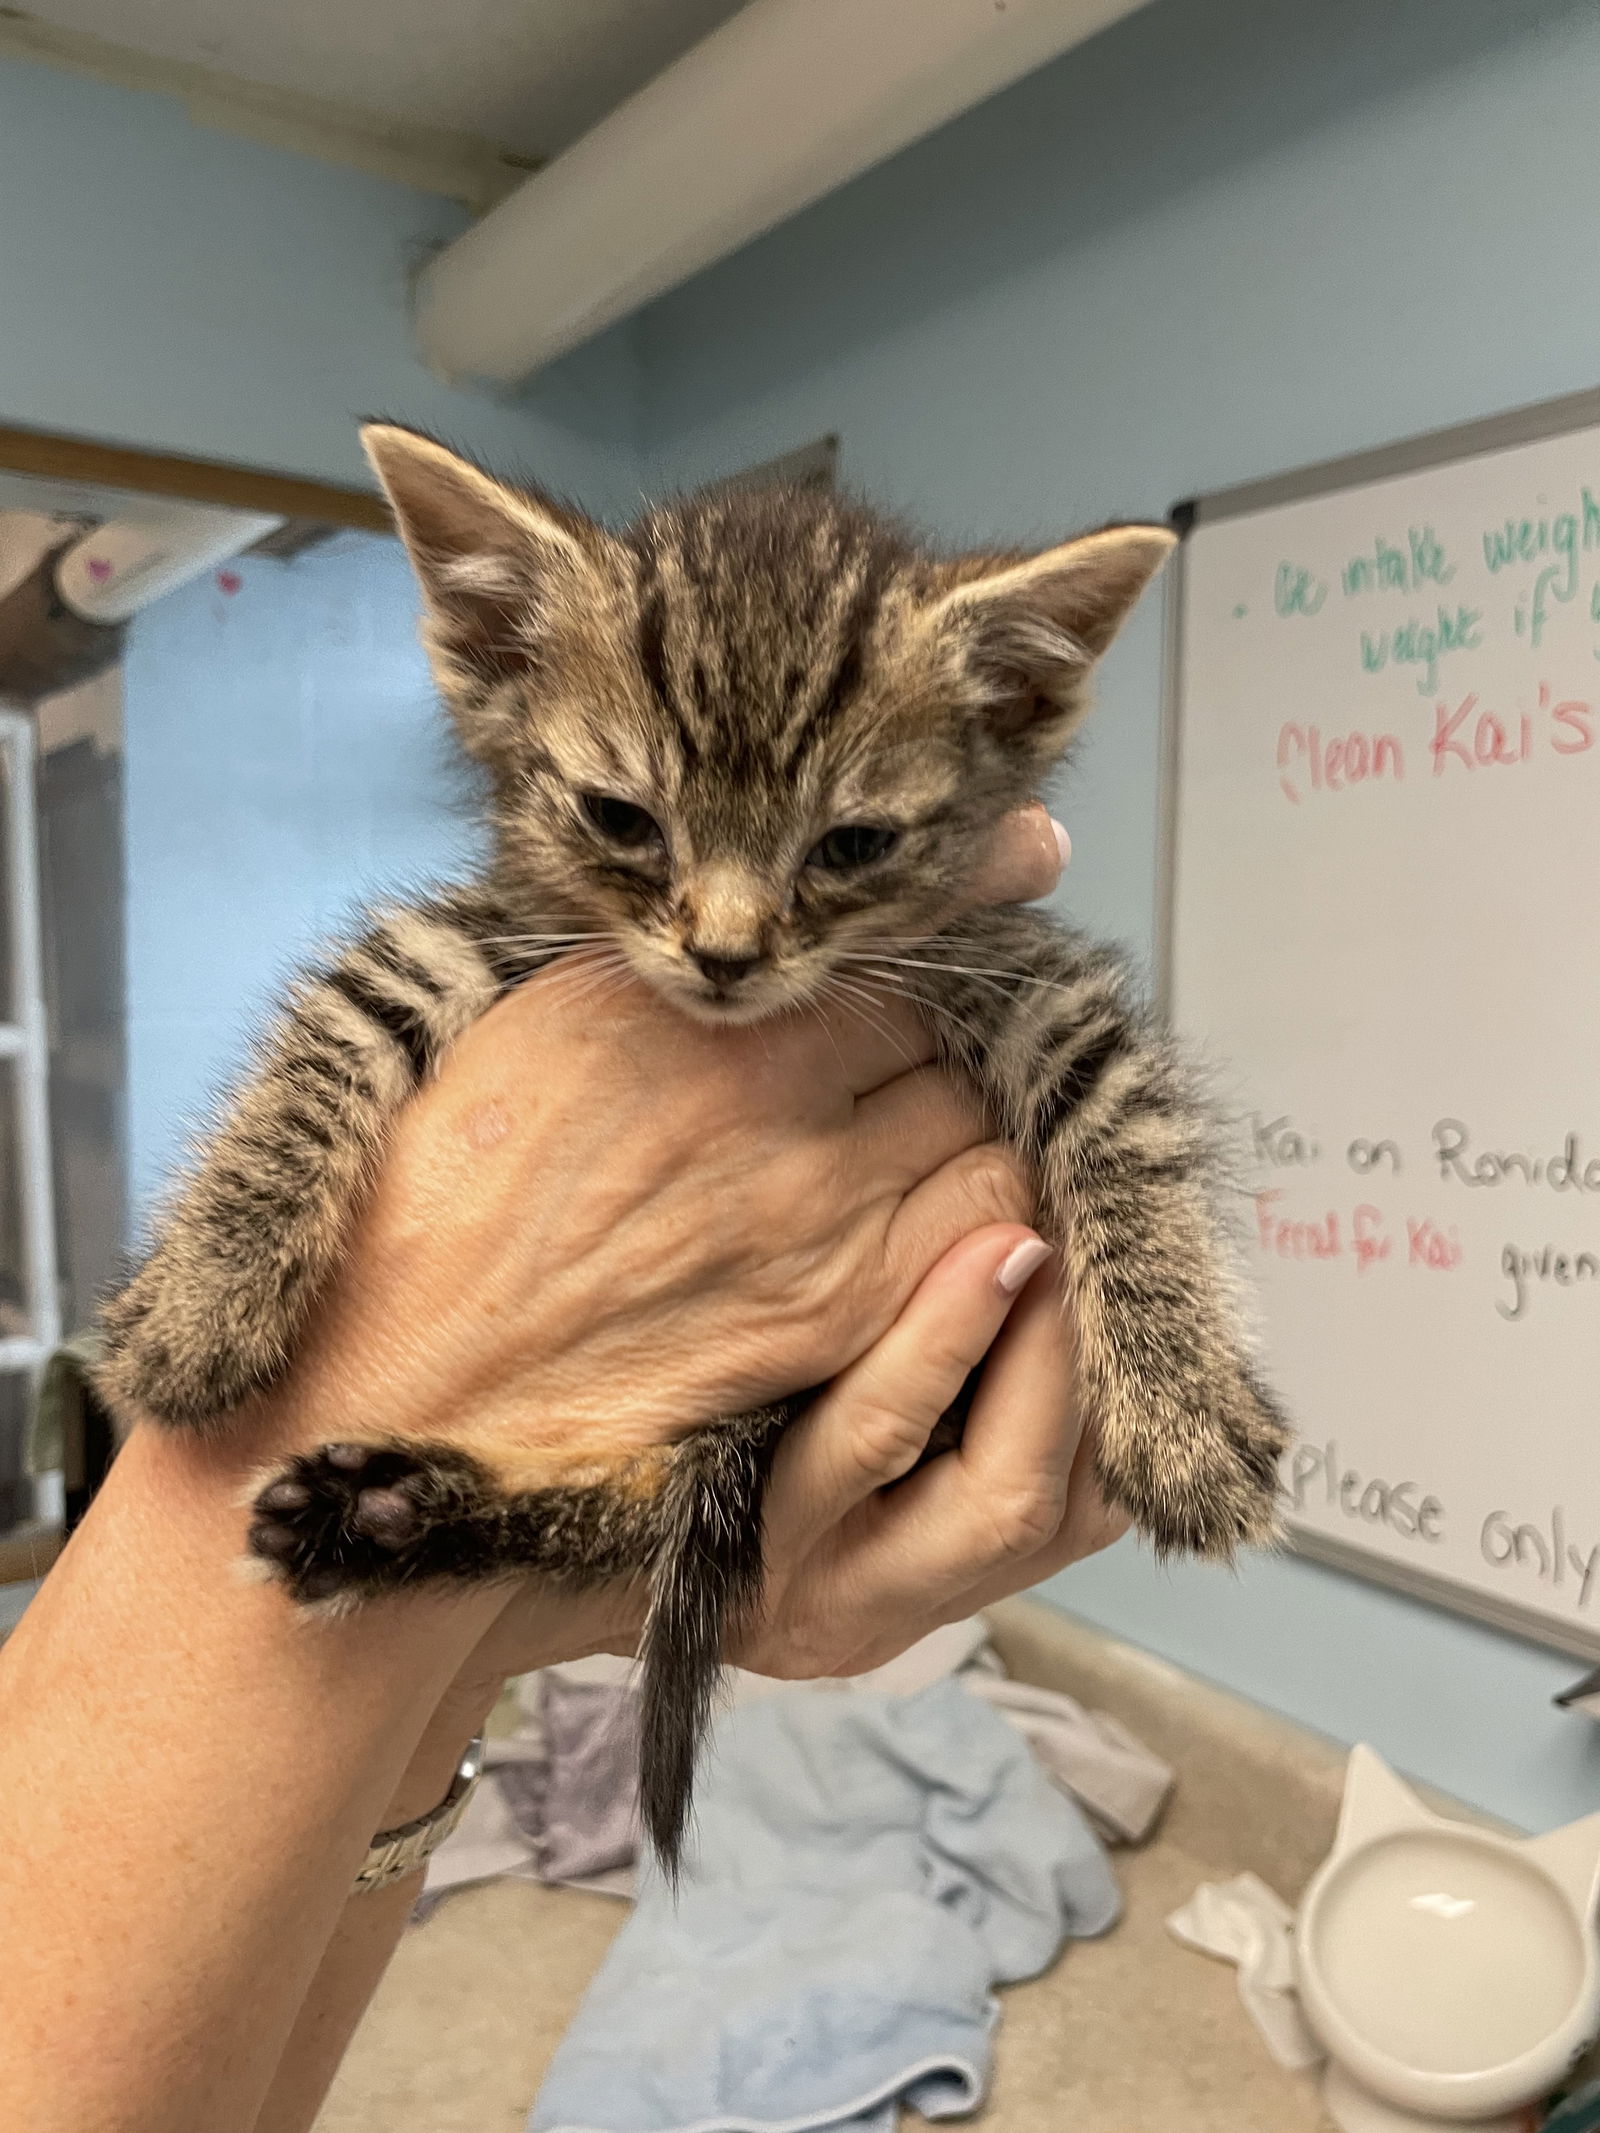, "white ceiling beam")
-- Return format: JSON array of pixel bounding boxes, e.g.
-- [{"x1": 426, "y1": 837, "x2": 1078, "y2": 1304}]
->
[{"x1": 414, "y1": 0, "x2": 1151, "y2": 384}]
